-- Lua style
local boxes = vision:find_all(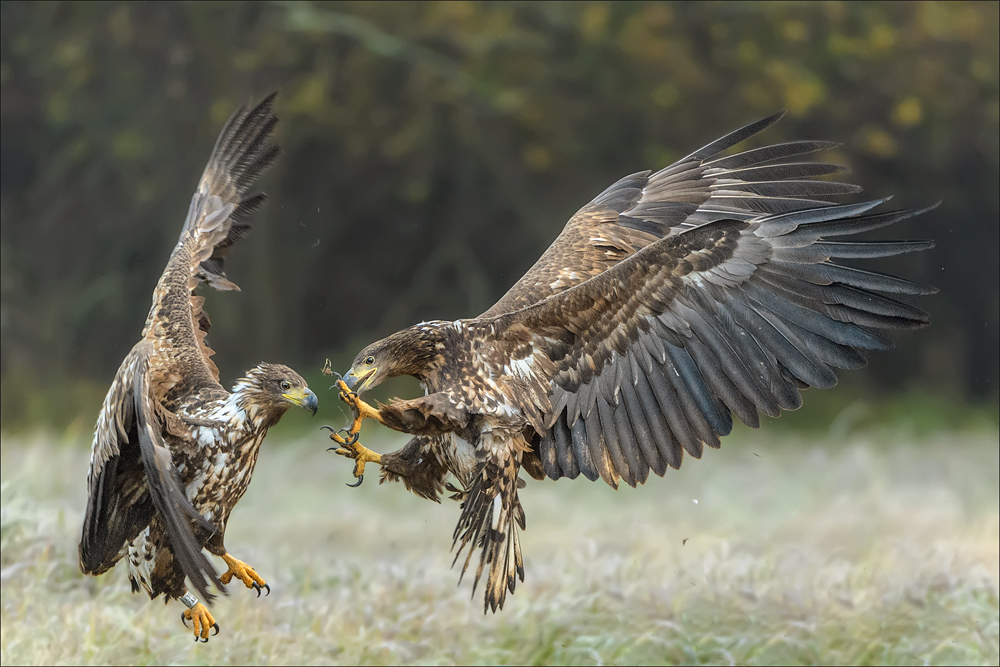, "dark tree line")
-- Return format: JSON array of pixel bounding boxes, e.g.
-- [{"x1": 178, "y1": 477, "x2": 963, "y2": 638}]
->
[{"x1": 1, "y1": 1, "x2": 997, "y2": 428}]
